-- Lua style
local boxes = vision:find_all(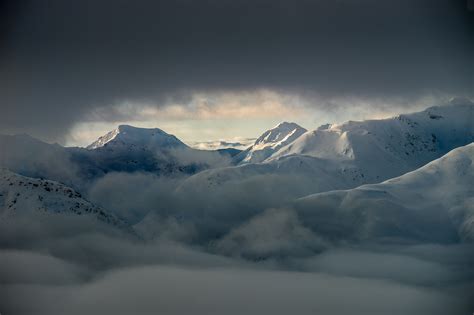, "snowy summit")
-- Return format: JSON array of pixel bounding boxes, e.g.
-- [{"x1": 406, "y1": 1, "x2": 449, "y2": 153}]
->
[
  {"x1": 87, "y1": 125, "x2": 187, "y2": 150},
  {"x1": 235, "y1": 122, "x2": 307, "y2": 164}
]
